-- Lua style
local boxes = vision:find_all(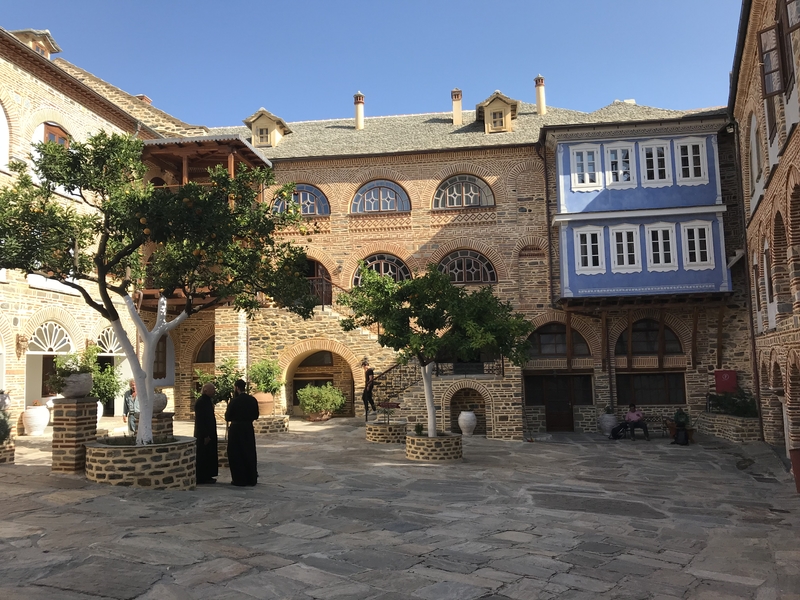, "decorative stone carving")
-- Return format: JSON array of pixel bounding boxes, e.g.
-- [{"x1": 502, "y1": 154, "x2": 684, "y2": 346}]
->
[{"x1": 15, "y1": 334, "x2": 28, "y2": 359}]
